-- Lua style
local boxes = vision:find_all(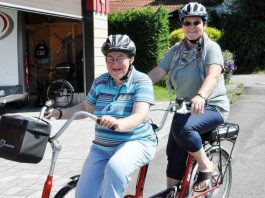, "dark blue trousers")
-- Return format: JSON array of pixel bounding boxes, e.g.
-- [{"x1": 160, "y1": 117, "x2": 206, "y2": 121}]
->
[{"x1": 166, "y1": 105, "x2": 223, "y2": 180}]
